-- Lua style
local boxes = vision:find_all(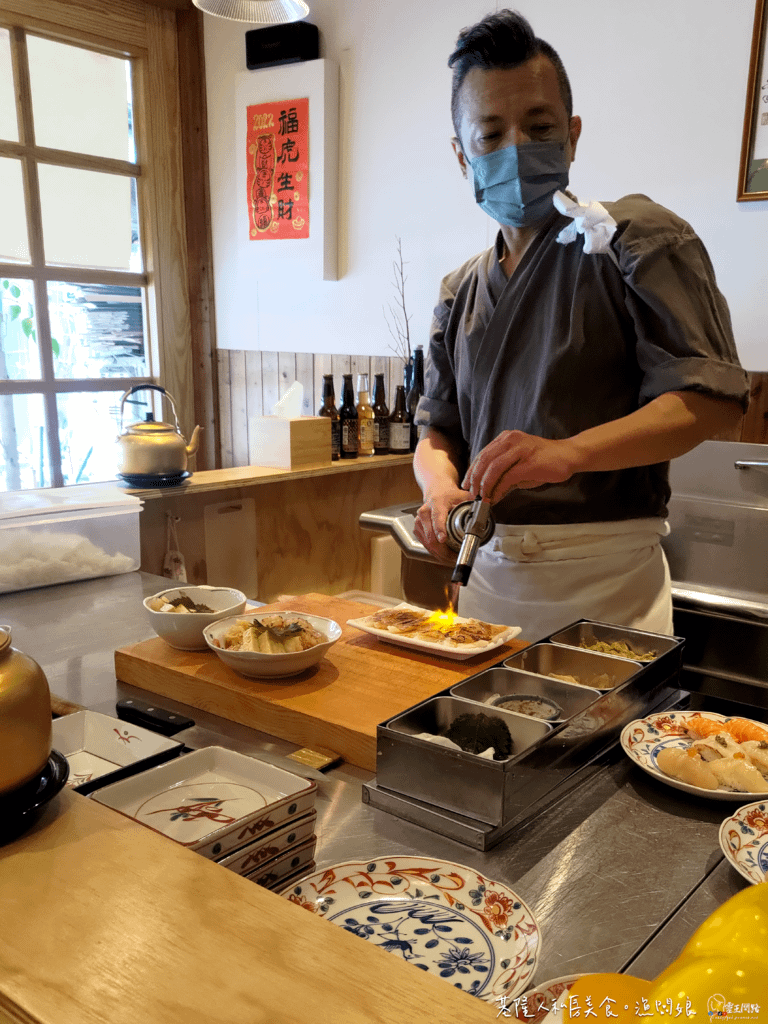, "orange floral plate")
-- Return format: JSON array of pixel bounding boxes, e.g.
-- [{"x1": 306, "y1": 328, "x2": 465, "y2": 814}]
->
[
  {"x1": 719, "y1": 800, "x2": 768, "y2": 884},
  {"x1": 280, "y1": 856, "x2": 540, "y2": 1001}
]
